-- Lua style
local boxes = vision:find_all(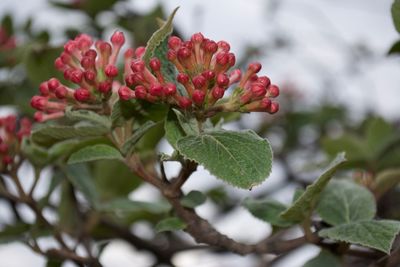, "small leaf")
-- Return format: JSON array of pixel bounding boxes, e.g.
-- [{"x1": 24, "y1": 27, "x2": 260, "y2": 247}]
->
[
  {"x1": 68, "y1": 144, "x2": 123, "y2": 164},
  {"x1": 243, "y1": 198, "x2": 294, "y2": 227},
  {"x1": 302, "y1": 250, "x2": 341, "y2": 267},
  {"x1": 365, "y1": 117, "x2": 395, "y2": 156},
  {"x1": 180, "y1": 191, "x2": 207, "y2": 208},
  {"x1": 319, "y1": 220, "x2": 400, "y2": 254},
  {"x1": 99, "y1": 198, "x2": 170, "y2": 214},
  {"x1": 155, "y1": 217, "x2": 186, "y2": 233},
  {"x1": 392, "y1": 0, "x2": 400, "y2": 33},
  {"x1": 164, "y1": 109, "x2": 185, "y2": 148},
  {"x1": 373, "y1": 168, "x2": 400, "y2": 198},
  {"x1": 322, "y1": 135, "x2": 366, "y2": 163},
  {"x1": 0, "y1": 223, "x2": 30, "y2": 244},
  {"x1": 121, "y1": 121, "x2": 157, "y2": 155},
  {"x1": 316, "y1": 180, "x2": 376, "y2": 226},
  {"x1": 280, "y1": 153, "x2": 346, "y2": 222},
  {"x1": 65, "y1": 107, "x2": 111, "y2": 129},
  {"x1": 388, "y1": 40, "x2": 400, "y2": 55},
  {"x1": 173, "y1": 108, "x2": 199, "y2": 136},
  {"x1": 65, "y1": 164, "x2": 99, "y2": 207},
  {"x1": 176, "y1": 130, "x2": 273, "y2": 189}
]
